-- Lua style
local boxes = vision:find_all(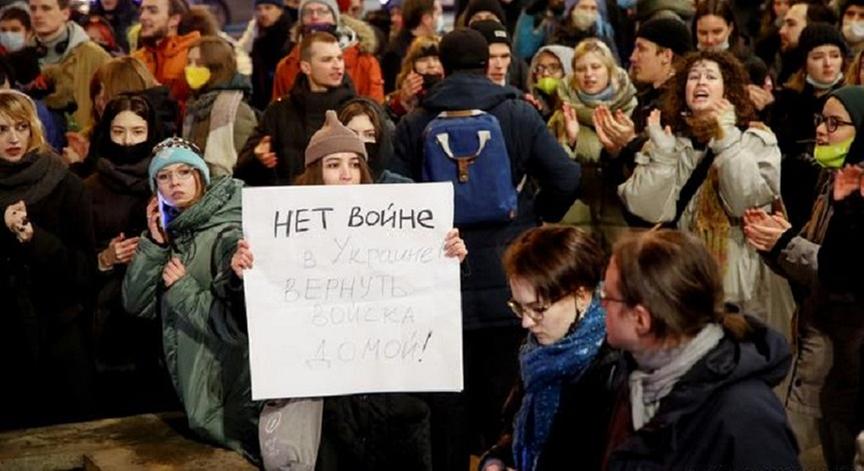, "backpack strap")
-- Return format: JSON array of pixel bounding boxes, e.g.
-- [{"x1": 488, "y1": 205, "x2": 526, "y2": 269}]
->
[{"x1": 658, "y1": 148, "x2": 716, "y2": 228}]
